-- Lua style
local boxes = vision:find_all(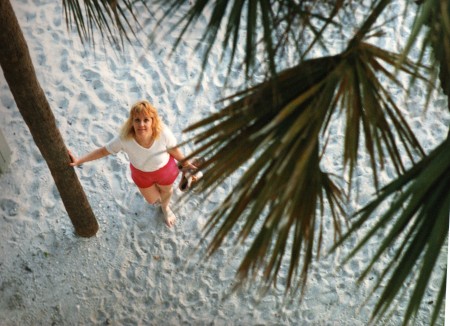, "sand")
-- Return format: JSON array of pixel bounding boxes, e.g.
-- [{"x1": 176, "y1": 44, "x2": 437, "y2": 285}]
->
[{"x1": 0, "y1": 0, "x2": 448, "y2": 324}]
